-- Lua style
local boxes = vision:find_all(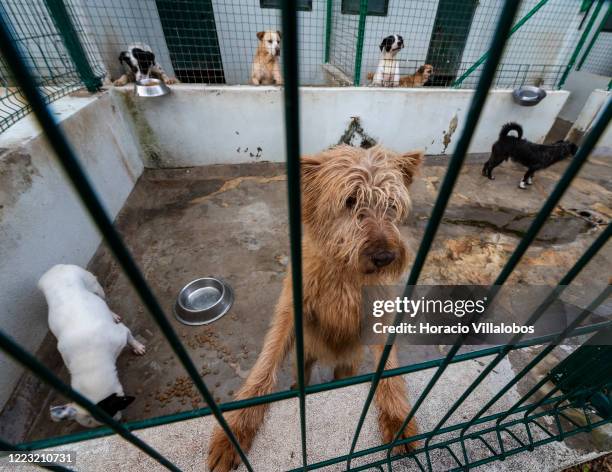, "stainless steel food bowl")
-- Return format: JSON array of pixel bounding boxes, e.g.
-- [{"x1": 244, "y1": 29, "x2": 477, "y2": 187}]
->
[
  {"x1": 174, "y1": 278, "x2": 234, "y2": 325},
  {"x1": 134, "y1": 78, "x2": 170, "y2": 98},
  {"x1": 512, "y1": 85, "x2": 546, "y2": 106}
]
